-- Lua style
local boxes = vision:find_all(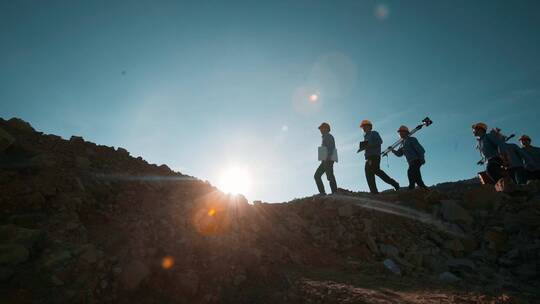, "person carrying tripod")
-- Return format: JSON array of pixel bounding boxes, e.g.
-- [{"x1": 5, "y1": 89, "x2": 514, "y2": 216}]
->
[{"x1": 389, "y1": 125, "x2": 428, "y2": 190}]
